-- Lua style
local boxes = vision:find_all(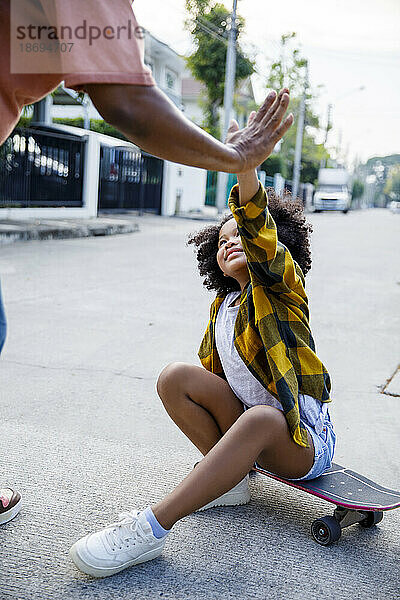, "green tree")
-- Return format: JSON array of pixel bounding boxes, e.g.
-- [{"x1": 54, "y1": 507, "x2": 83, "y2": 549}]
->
[
  {"x1": 267, "y1": 32, "x2": 307, "y2": 97},
  {"x1": 185, "y1": 1, "x2": 254, "y2": 137},
  {"x1": 262, "y1": 153, "x2": 283, "y2": 177},
  {"x1": 384, "y1": 165, "x2": 400, "y2": 201},
  {"x1": 351, "y1": 179, "x2": 364, "y2": 200},
  {"x1": 361, "y1": 155, "x2": 400, "y2": 205},
  {"x1": 351, "y1": 179, "x2": 365, "y2": 208},
  {"x1": 262, "y1": 33, "x2": 330, "y2": 183}
]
